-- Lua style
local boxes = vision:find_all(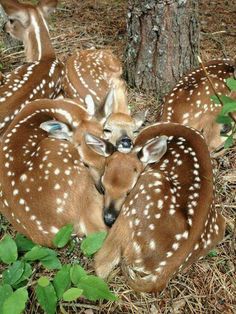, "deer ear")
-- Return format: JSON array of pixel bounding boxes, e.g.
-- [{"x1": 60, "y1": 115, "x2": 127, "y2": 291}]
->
[
  {"x1": 133, "y1": 109, "x2": 148, "y2": 130},
  {"x1": 40, "y1": 120, "x2": 72, "y2": 141},
  {"x1": 38, "y1": 0, "x2": 58, "y2": 18},
  {"x1": 137, "y1": 135, "x2": 168, "y2": 165},
  {"x1": 85, "y1": 94, "x2": 95, "y2": 117},
  {"x1": 103, "y1": 89, "x2": 115, "y2": 117},
  {"x1": 84, "y1": 133, "x2": 115, "y2": 157},
  {"x1": 1, "y1": 0, "x2": 30, "y2": 27}
]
